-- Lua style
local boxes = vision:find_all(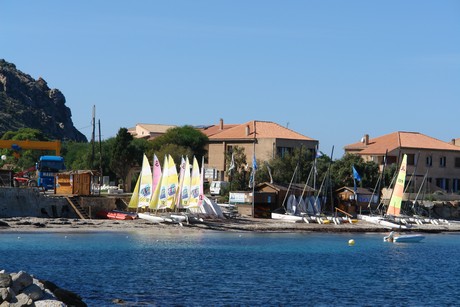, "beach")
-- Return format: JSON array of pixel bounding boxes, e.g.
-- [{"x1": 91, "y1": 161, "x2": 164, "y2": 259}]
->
[{"x1": 1, "y1": 216, "x2": 459, "y2": 233}]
